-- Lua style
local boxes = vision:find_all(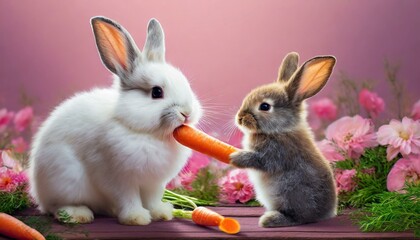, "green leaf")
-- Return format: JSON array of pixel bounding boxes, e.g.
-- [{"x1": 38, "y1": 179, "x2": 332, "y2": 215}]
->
[
  {"x1": 20, "y1": 216, "x2": 54, "y2": 237},
  {"x1": 168, "y1": 166, "x2": 221, "y2": 205},
  {"x1": 335, "y1": 159, "x2": 355, "y2": 170},
  {"x1": 190, "y1": 167, "x2": 220, "y2": 202},
  {"x1": 338, "y1": 146, "x2": 397, "y2": 208},
  {"x1": 244, "y1": 199, "x2": 261, "y2": 207},
  {"x1": 0, "y1": 187, "x2": 30, "y2": 214},
  {"x1": 354, "y1": 185, "x2": 420, "y2": 236}
]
